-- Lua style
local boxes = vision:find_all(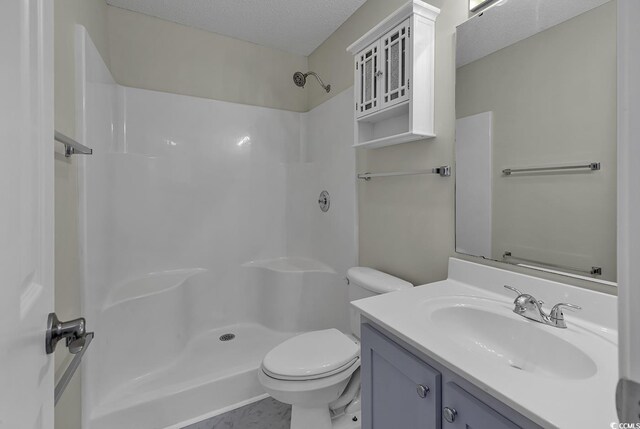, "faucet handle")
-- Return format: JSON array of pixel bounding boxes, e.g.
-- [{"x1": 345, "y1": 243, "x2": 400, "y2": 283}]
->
[
  {"x1": 551, "y1": 303, "x2": 582, "y2": 313},
  {"x1": 549, "y1": 303, "x2": 582, "y2": 328},
  {"x1": 504, "y1": 285, "x2": 523, "y2": 296}
]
